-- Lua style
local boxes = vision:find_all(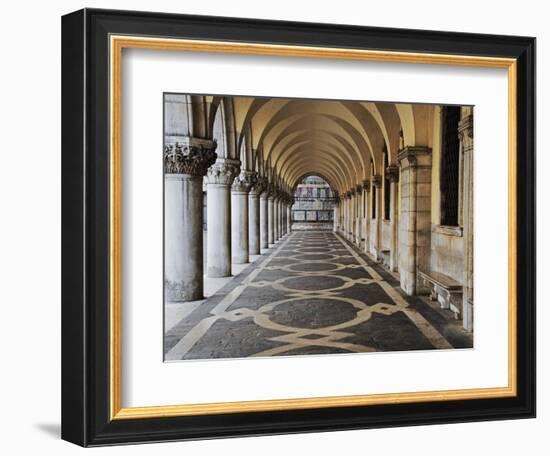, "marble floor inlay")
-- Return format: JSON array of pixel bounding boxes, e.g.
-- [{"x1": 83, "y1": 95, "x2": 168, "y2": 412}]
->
[{"x1": 164, "y1": 231, "x2": 473, "y2": 361}]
